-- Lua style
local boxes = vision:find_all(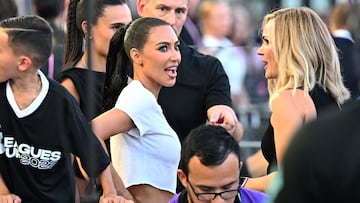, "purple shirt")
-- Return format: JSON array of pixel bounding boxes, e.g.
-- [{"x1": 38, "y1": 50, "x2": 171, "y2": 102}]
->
[{"x1": 168, "y1": 187, "x2": 269, "y2": 203}]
